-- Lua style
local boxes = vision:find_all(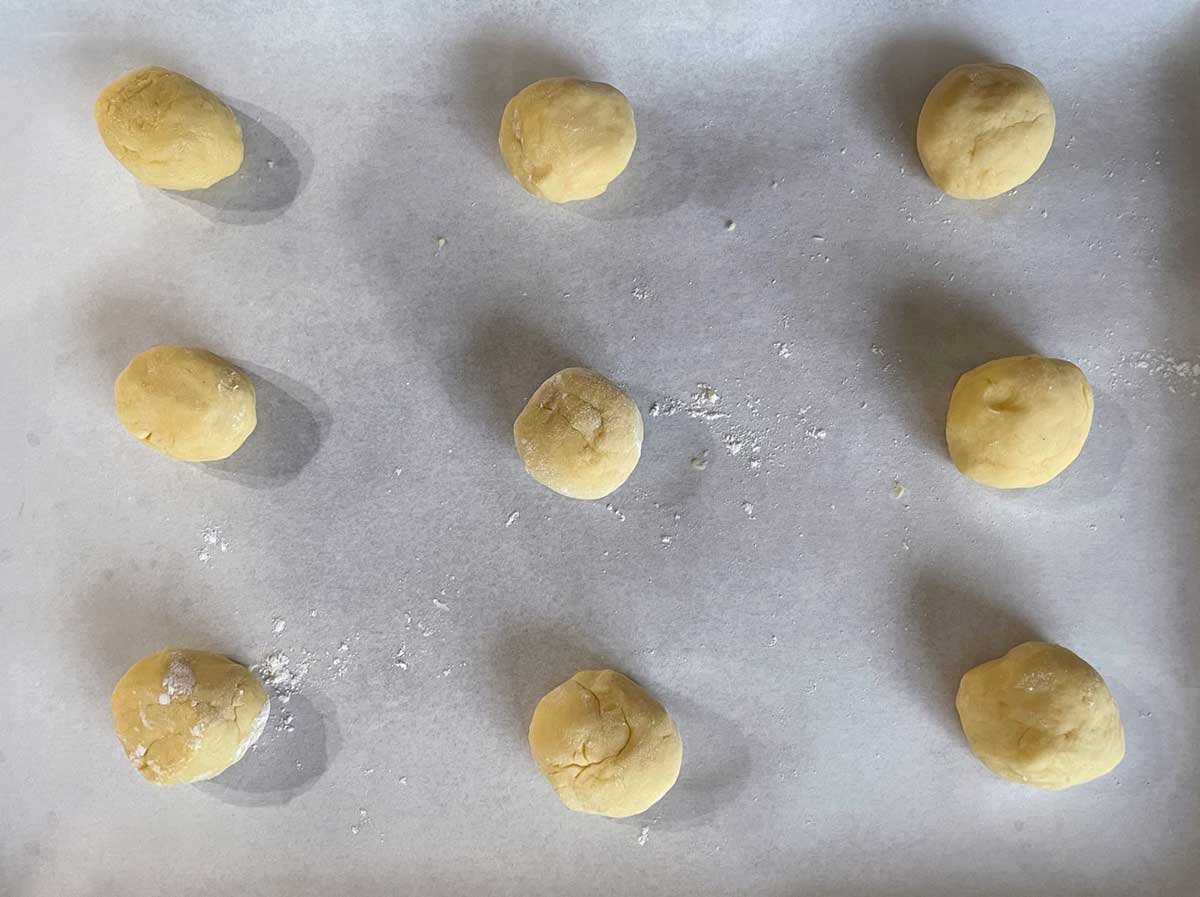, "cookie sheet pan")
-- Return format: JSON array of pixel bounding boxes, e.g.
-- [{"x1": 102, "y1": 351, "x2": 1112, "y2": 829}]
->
[{"x1": 1, "y1": 1, "x2": 1197, "y2": 895}]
